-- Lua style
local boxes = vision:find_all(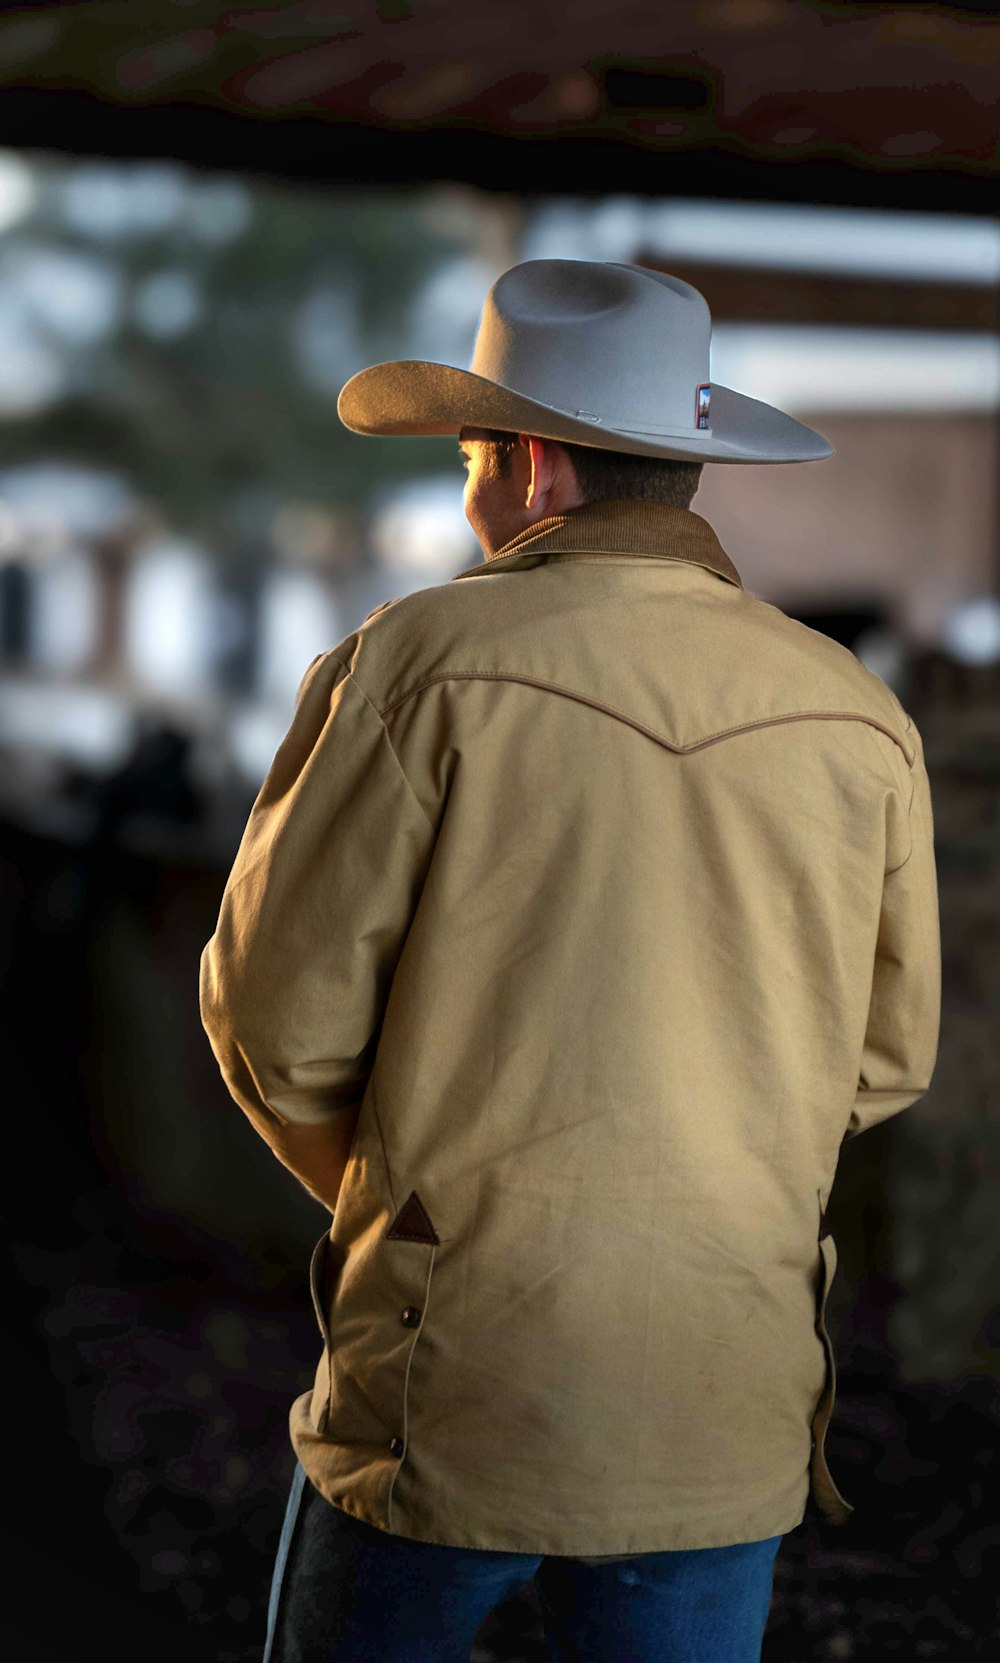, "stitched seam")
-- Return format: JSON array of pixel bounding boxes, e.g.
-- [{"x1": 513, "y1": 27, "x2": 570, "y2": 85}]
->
[
  {"x1": 487, "y1": 547, "x2": 735, "y2": 571},
  {"x1": 369, "y1": 1078, "x2": 397, "y2": 1220},
  {"x1": 386, "y1": 1243, "x2": 436, "y2": 1534},
  {"x1": 456, "y1": 549, "x2": 741, "y2": 587},
  {"x1": 887, "y1": 714, "x2": 917, "y2": 873},
  {"x1": 341, "y1": 664, "x2": 436, "y2": 832},
  {"x1": 886, "y1": 842, "x2": 915, "y2": 878},
  {"x1": 378, "y1": 673, "x2": 914, "y2": 764}
]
